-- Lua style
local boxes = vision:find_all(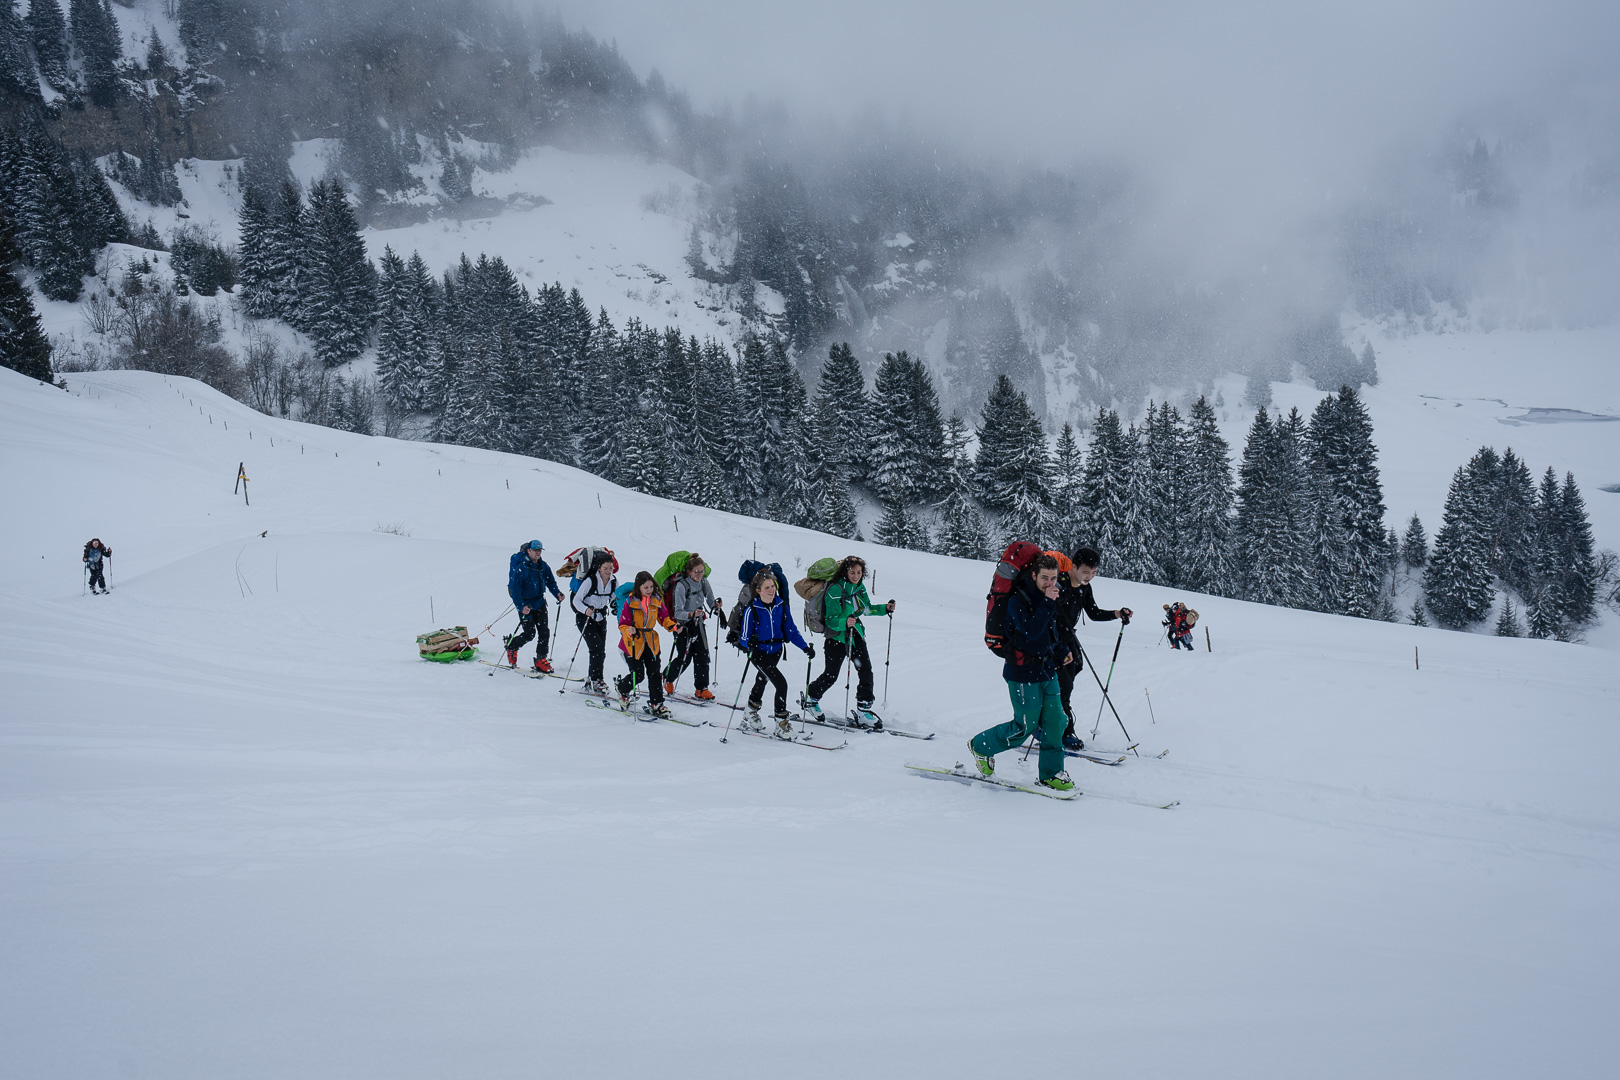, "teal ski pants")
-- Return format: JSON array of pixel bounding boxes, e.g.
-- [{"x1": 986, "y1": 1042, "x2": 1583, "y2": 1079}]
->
[{"x1": 971, "y1": 677, "x2": 1068, "y2": 781}]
